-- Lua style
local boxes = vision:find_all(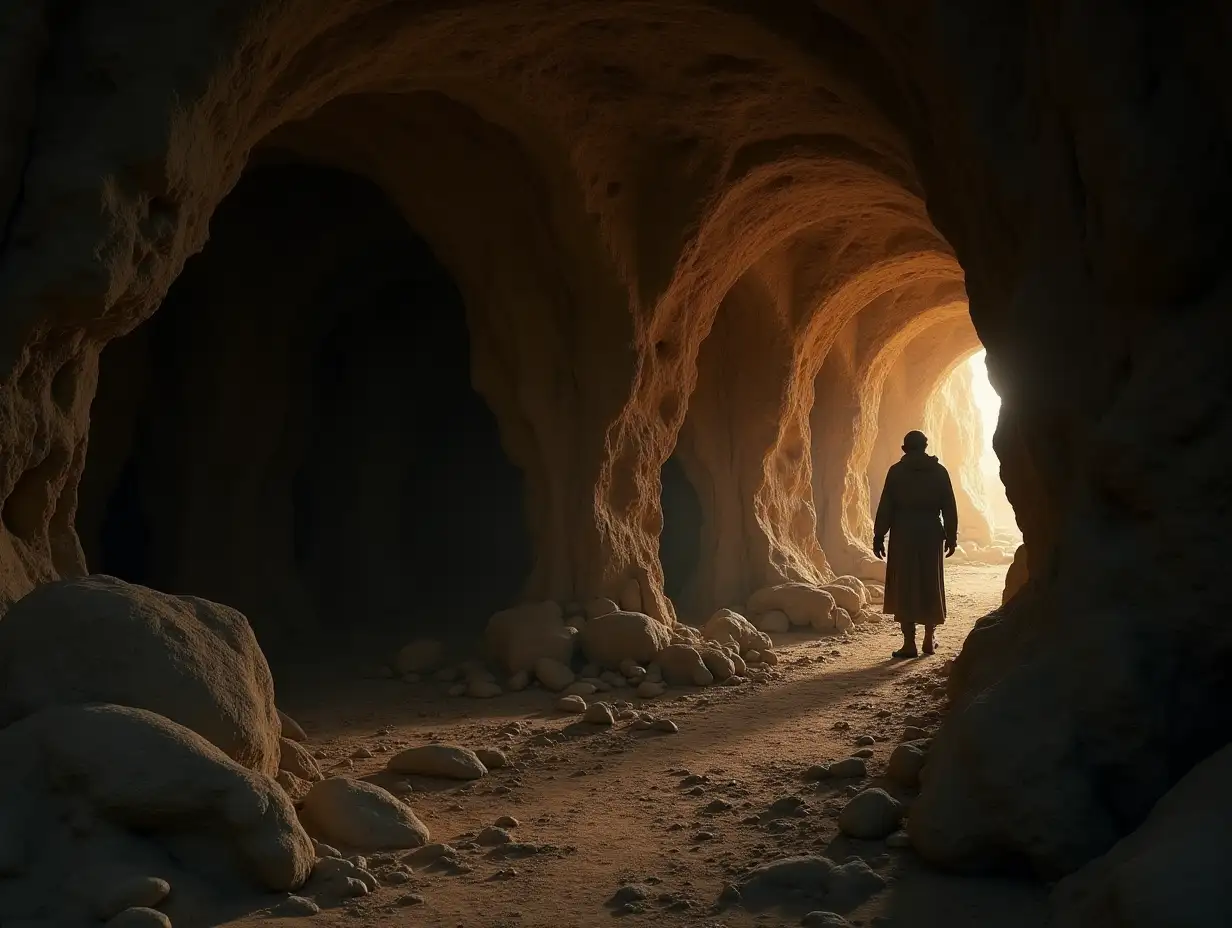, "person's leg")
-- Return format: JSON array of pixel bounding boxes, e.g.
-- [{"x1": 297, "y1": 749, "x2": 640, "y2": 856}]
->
[
  {"x1": 922, "y1": 623, "x2": 936, "y2": 655},
  {"x1": 892, "y1": 621, "x2": 918, "y2": 658}
]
